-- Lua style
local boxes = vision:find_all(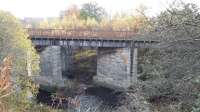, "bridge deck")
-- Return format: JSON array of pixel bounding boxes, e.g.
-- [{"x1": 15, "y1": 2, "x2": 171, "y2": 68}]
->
[
  {"x1": 27, "y1": 28, "x2": 158, "y2": 48},
  {"x1": 27, "y1": 28, "x2": 136, "y2": 40}
]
